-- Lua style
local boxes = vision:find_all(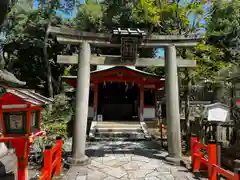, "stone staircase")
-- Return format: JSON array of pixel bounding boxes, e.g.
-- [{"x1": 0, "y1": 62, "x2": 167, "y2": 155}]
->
[{"x1": 89, "y1": 121, "x2": 151, "y2": 140}]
